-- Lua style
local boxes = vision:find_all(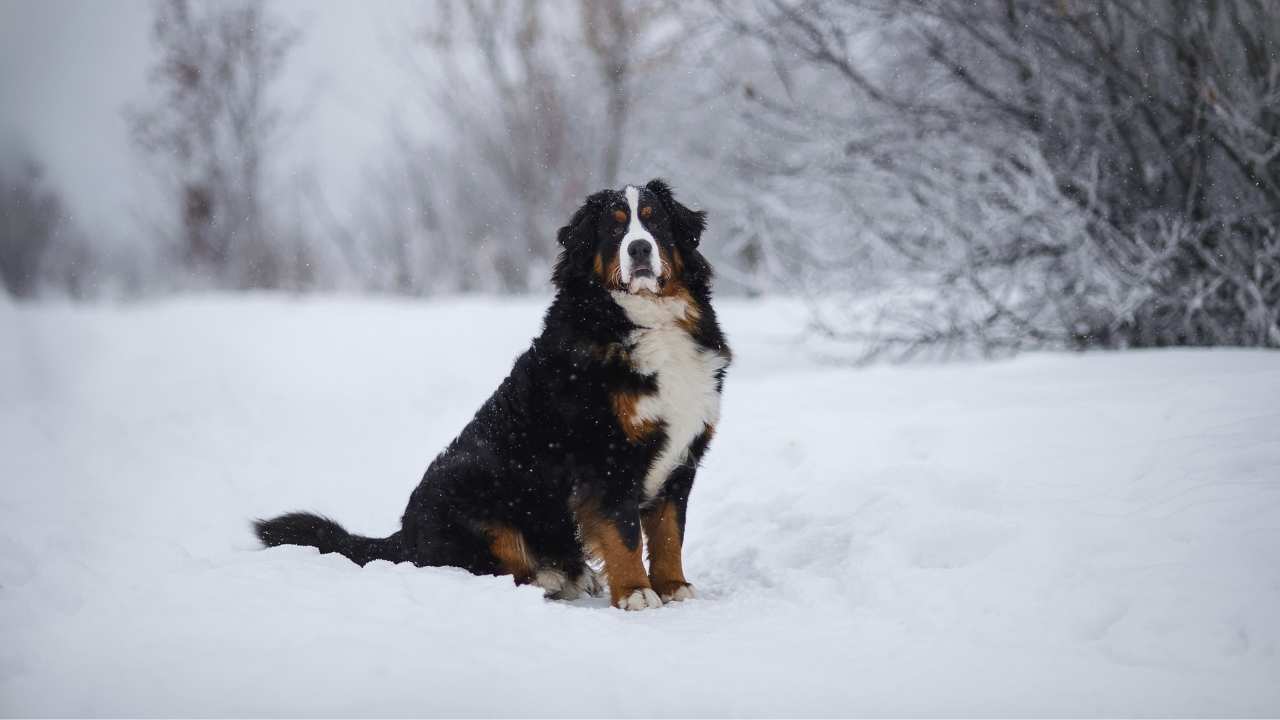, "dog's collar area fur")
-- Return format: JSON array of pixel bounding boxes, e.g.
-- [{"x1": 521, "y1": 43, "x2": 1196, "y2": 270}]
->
[{"x1": 609, "y1": 291, "x2": 693, "y2": 329}]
